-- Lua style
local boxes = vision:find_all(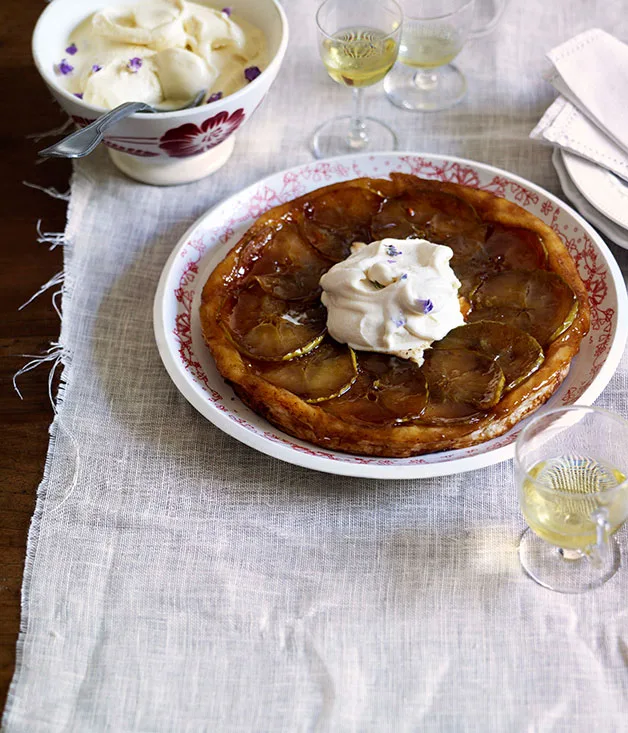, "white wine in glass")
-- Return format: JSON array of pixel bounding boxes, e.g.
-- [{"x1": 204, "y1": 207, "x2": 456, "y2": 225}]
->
[
  {"x1": 311, "y1": 0, "x2": 403, "y2": 159},
  {"x1": 397, "y1": 24, "x2": 463, "y2": 68},
  {"x1": 521, "y1": 456, "x2": 627, "y2": 551},
  {"x1": 516, "y1": 407, "x2": 628, "y2": 594},
  {"x1": 322, "y1": 27, "x2": 399, "y2": 86}
]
